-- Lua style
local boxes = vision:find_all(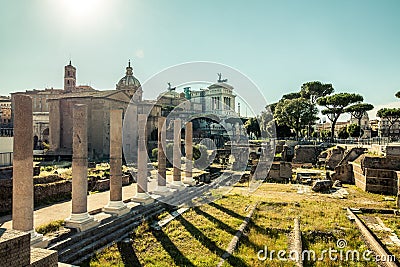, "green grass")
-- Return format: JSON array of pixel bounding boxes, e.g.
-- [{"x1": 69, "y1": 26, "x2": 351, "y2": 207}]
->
[{"x1": 35, "y1": 219, "x2": 65, "y2": 235}]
